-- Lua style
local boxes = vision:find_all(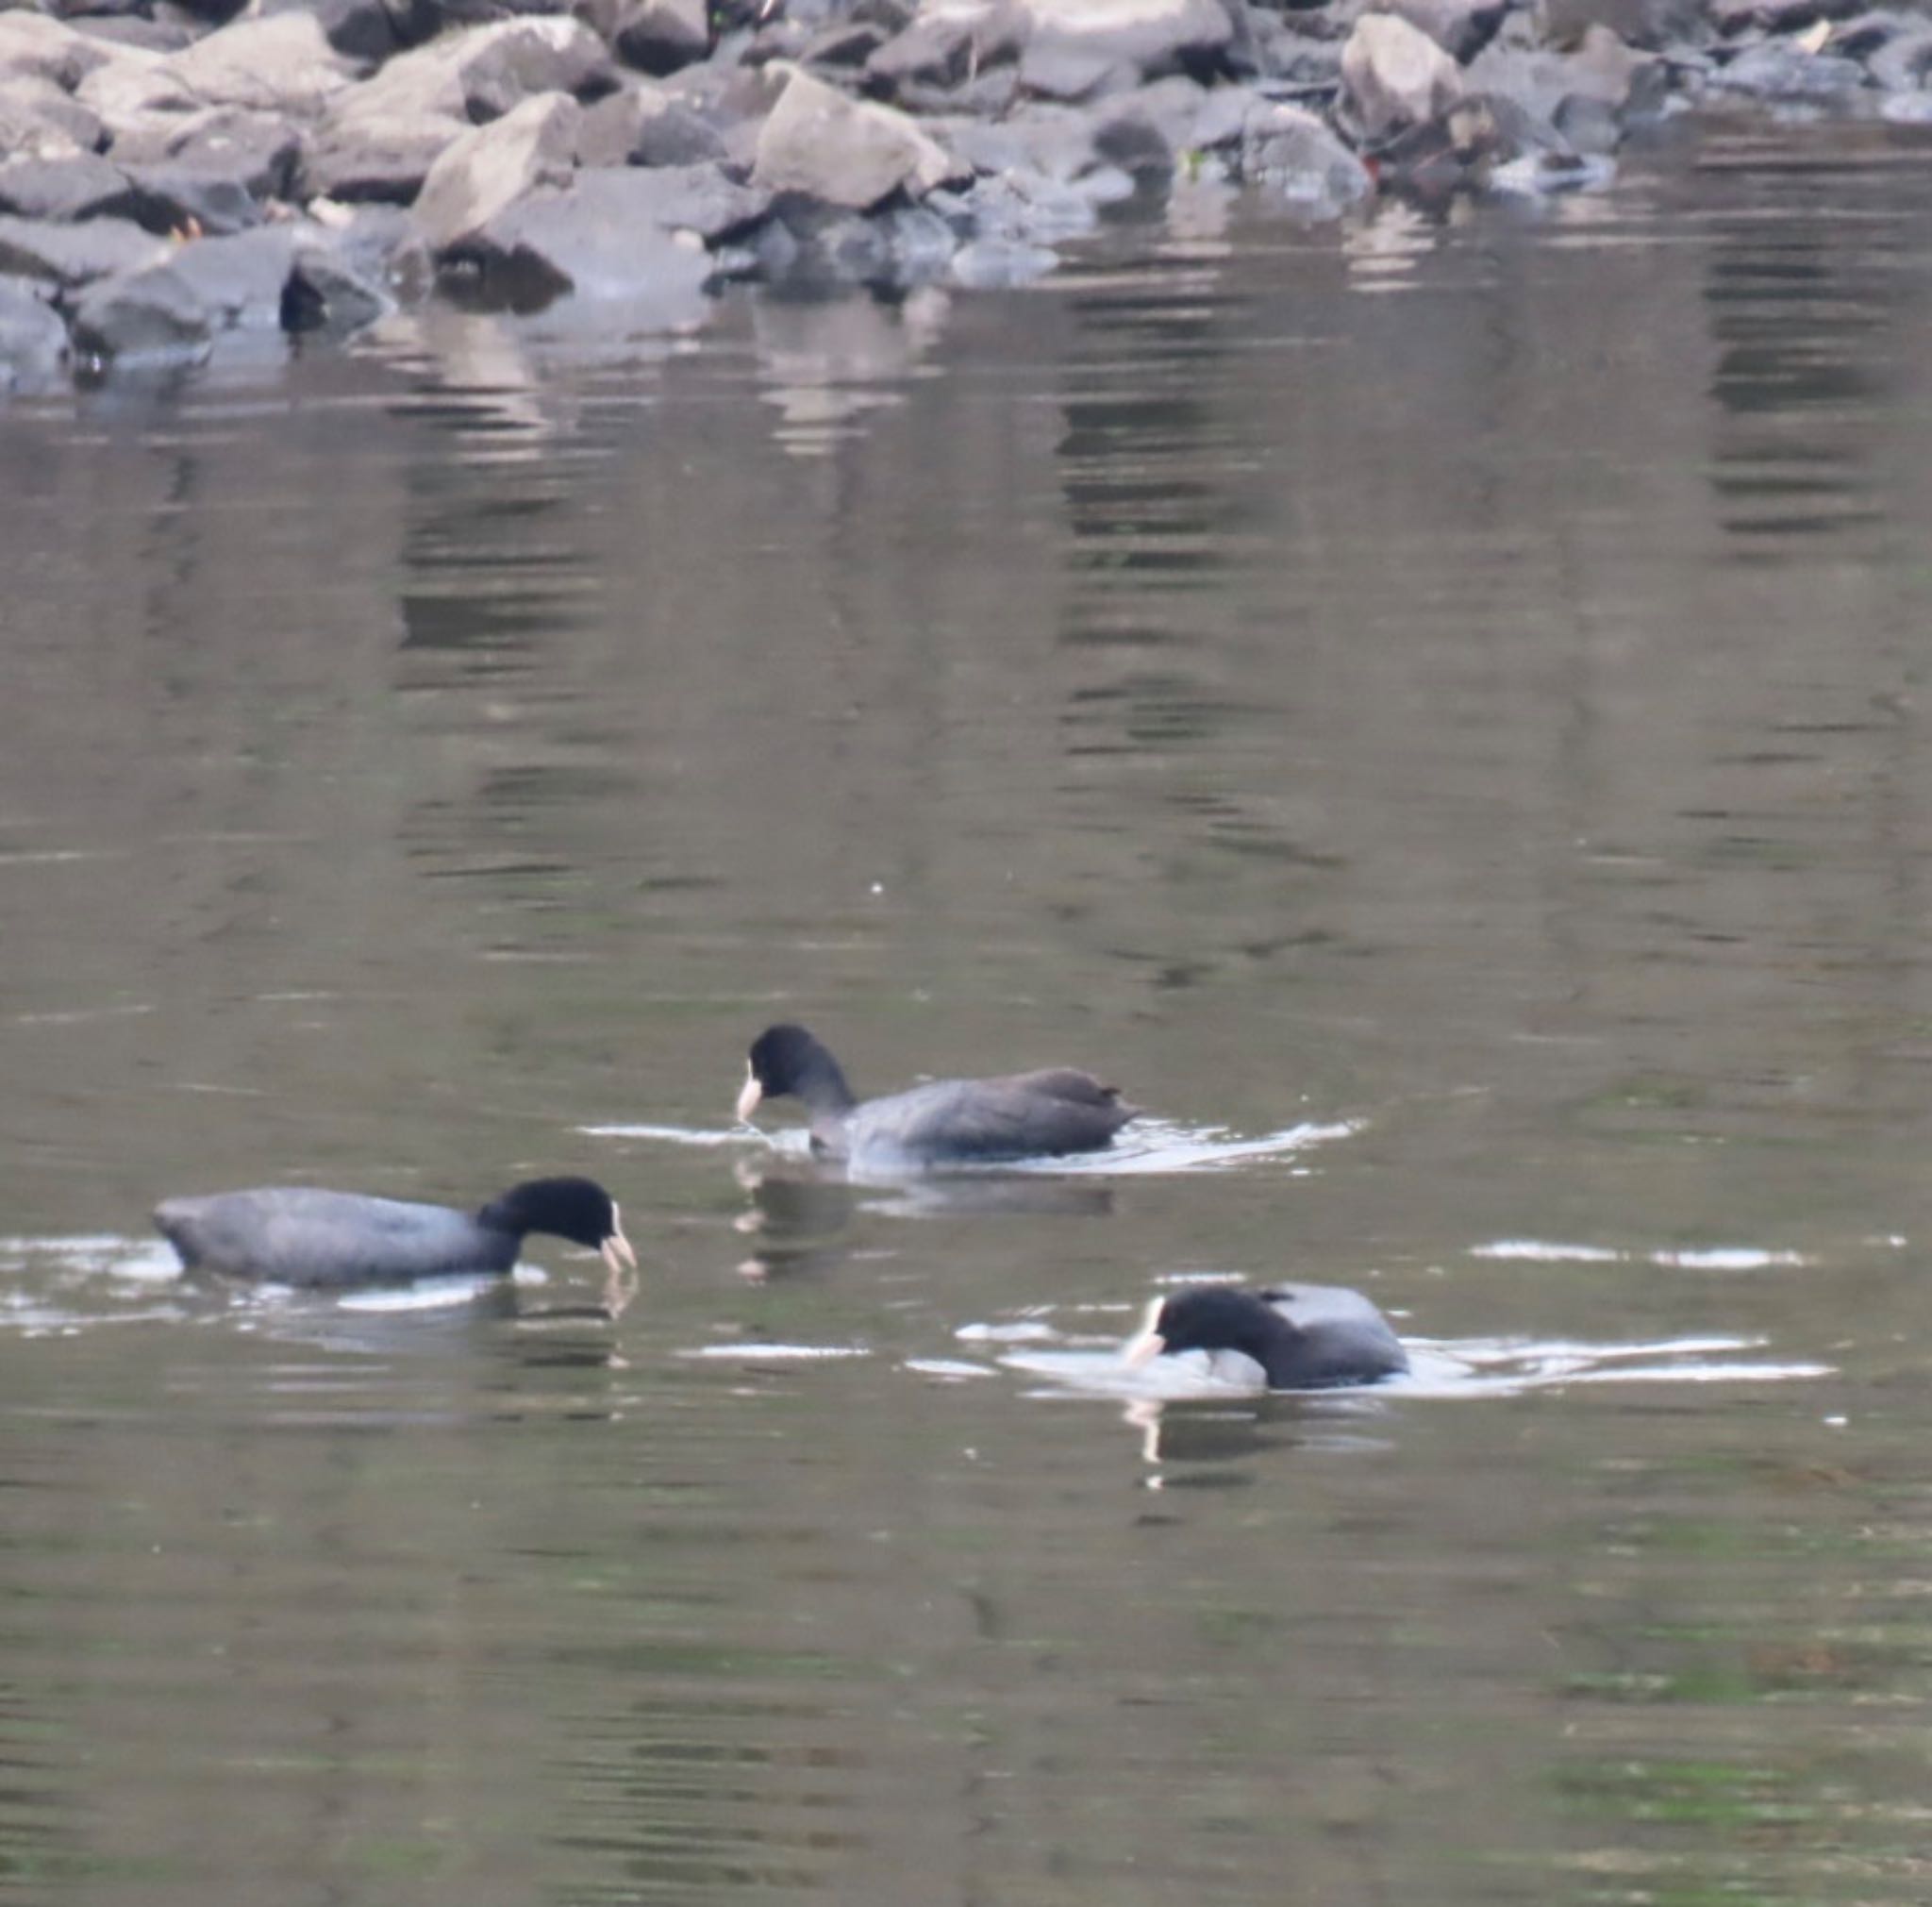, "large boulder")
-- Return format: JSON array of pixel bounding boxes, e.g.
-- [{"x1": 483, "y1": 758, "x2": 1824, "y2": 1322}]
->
[
  {"x1": 341, "y1": 14, "x2": 615, "y2": 125},
  {"x1": 0, "y1": 13, "x2": 113, "y2": 91},
  {"x1": 108, "y1": 105, "x2": 305, "y2": 200},
  {"x1": 0, "y1": 210, "x2": 168, "y2": 287},
  {"x1": 1341, "y1": 12, "x2": 1465, "y2": 137},
  {"x1": 0, "y1": 77, "x2": 105, "y2": 160},
  {"x1": 751, "y1": 64, "x2": 964, "y2": 209},
  {"x1": 411, "y1": 88, "x2": 579, "y2": 250},
  {"x1": 1014, "y1": 0, "x2": 1234, "y2": 99},
  {"x1": 69, "y1": 225, "x2": 295, "y2": 360},
  {"x1": 0, "y1": 154, "x2": 140, "y2": 223},
  {"x1": 441, "y1": 163, "x2": 745, "y2": 300},
  {"x1": 163, "y1": 11, "x2": 358, "y2": 116}
]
